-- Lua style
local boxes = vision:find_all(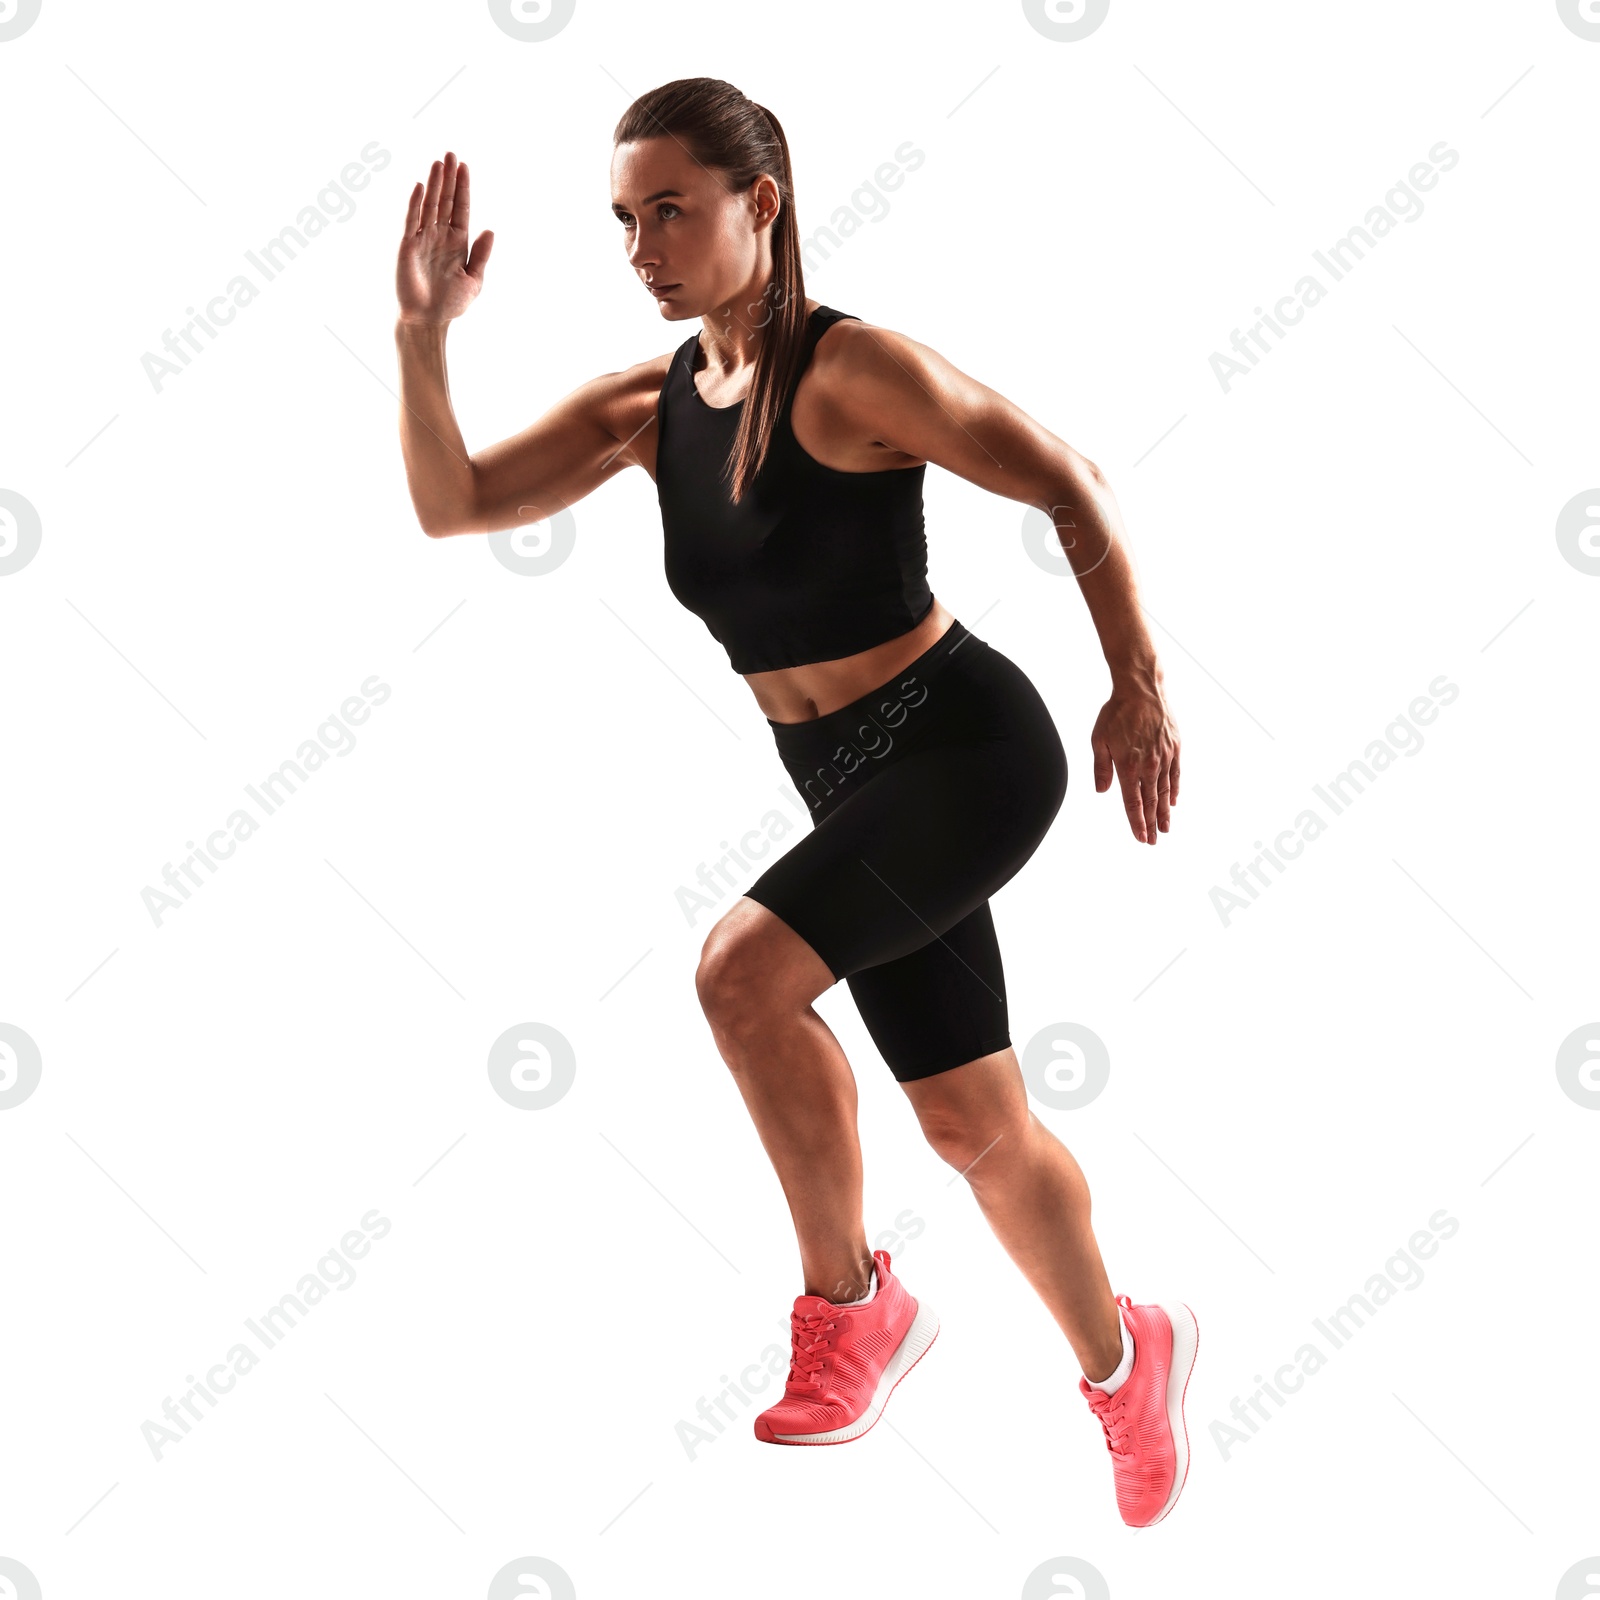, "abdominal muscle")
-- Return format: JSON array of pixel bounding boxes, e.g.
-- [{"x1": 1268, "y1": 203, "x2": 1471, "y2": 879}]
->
[{"x1": 745, "y1": 595, "x2": 957, "y2": 724}]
